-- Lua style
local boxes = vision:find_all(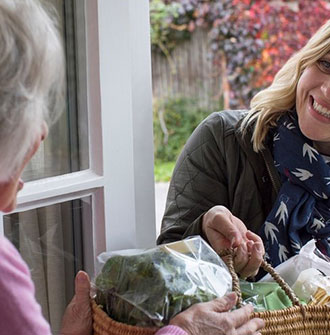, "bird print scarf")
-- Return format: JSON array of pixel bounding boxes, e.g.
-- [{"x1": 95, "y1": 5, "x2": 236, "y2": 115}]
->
[{"x1": 259, "y1": 111, "x2": 330, "y2": 267}]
